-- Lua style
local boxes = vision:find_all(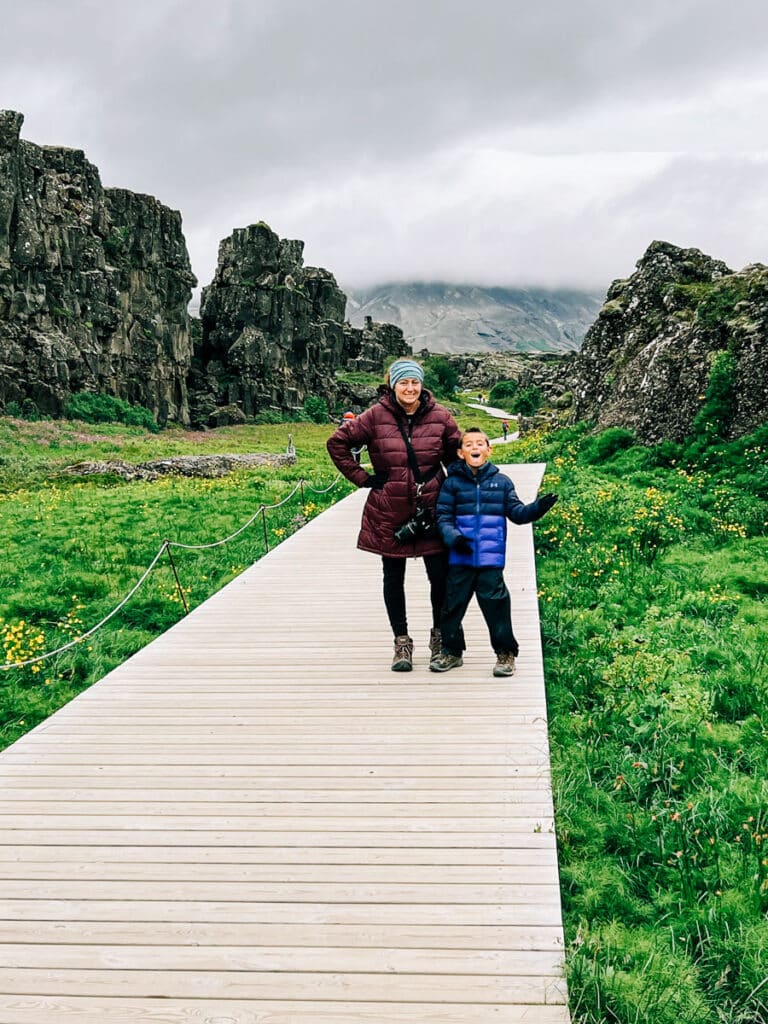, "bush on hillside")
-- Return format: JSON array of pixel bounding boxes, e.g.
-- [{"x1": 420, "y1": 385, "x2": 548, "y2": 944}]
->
[
  {"x1": 302, "y1": 395, "x2": 329, "y2": 424},
  {"x1": 423, "y1": 356, "x2": 458, "y2": 398},
  {"x1": 515, "y1": 384, "x2": 543, "y2": 416},
  {"x1": 64, "y1": 392, "x2": 159, "y2": 432},
  {"x1": 489, "y1": 379, "x2": 519, "y2": 404}
]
